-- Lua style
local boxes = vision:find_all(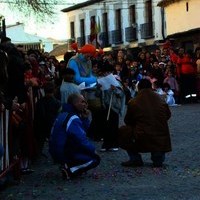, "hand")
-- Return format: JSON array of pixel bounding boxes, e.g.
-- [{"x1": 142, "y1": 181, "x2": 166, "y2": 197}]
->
[
  {"x1": 19, "y1": 103, "x2": 26, "y2": 111},
  {"x1": 0, "y1": 104, "x2": 5, "y2": 112},
  {"x1": 81, "y1": 109, "x2": 91, "y2": 118},
  {"x1": 110, "y1": 85, "x2": 116, "y2": 90},
  {"x1": 12, "y1": 96, "x2": 20, "y2": 111}
]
